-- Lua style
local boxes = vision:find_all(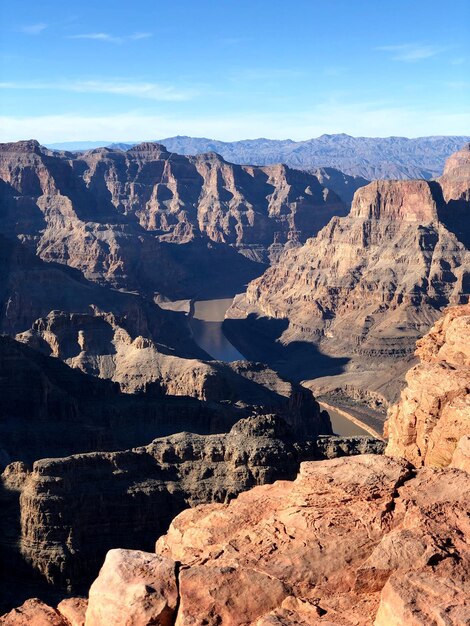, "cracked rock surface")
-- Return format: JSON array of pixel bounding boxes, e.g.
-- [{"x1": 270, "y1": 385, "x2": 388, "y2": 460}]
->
[{"x1": 78, "y1": 455, "x2": 468, "y2": 625}]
